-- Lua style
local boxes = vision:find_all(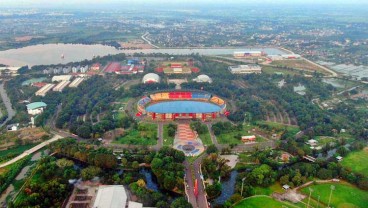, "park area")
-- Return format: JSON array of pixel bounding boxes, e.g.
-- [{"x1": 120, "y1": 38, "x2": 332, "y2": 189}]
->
[
  {"x1": 341, "y1": 147, "x2": 368, "y2": 176},
  {"x1": 300, "y1": 182, "x2": 368, "y2": 208},
  {"x1": 215, "y1": 124, "x2": 266, "y2": 145},
  {"x1": 234, "y1": 195, "x2": 297, "y2": 208},
  {"x1": 114, "y1": 123, "x2": 157, "y2": 145}
]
